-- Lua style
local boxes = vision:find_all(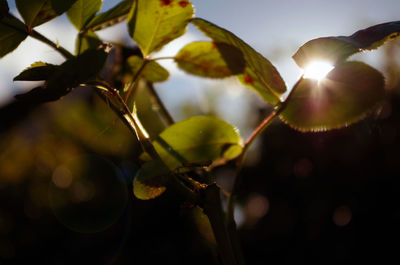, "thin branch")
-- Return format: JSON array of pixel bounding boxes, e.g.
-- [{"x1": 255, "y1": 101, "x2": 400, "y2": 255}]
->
[
  {"x1": 124, "y1": 60, "x2": 149, "y2": 103},
  {"x1": 227, "y1": 76, "x2": 304, "y2": 220},
  {"x1": 29, "y1": 29, "x2": 74, "y2": 59}
]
